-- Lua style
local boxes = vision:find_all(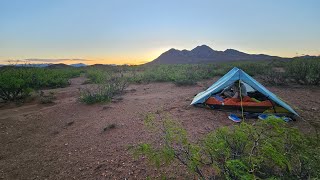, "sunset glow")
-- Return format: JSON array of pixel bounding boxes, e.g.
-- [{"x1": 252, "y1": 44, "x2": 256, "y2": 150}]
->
[{"x1": 1, "y1": 0, "x2": 319, "y2": 65}]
